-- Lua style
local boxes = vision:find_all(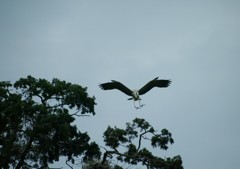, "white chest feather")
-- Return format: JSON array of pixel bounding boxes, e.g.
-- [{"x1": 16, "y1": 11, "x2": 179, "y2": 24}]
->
[{"x1": 132, "y1": 90, "x2": 140, "y2": 100}]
